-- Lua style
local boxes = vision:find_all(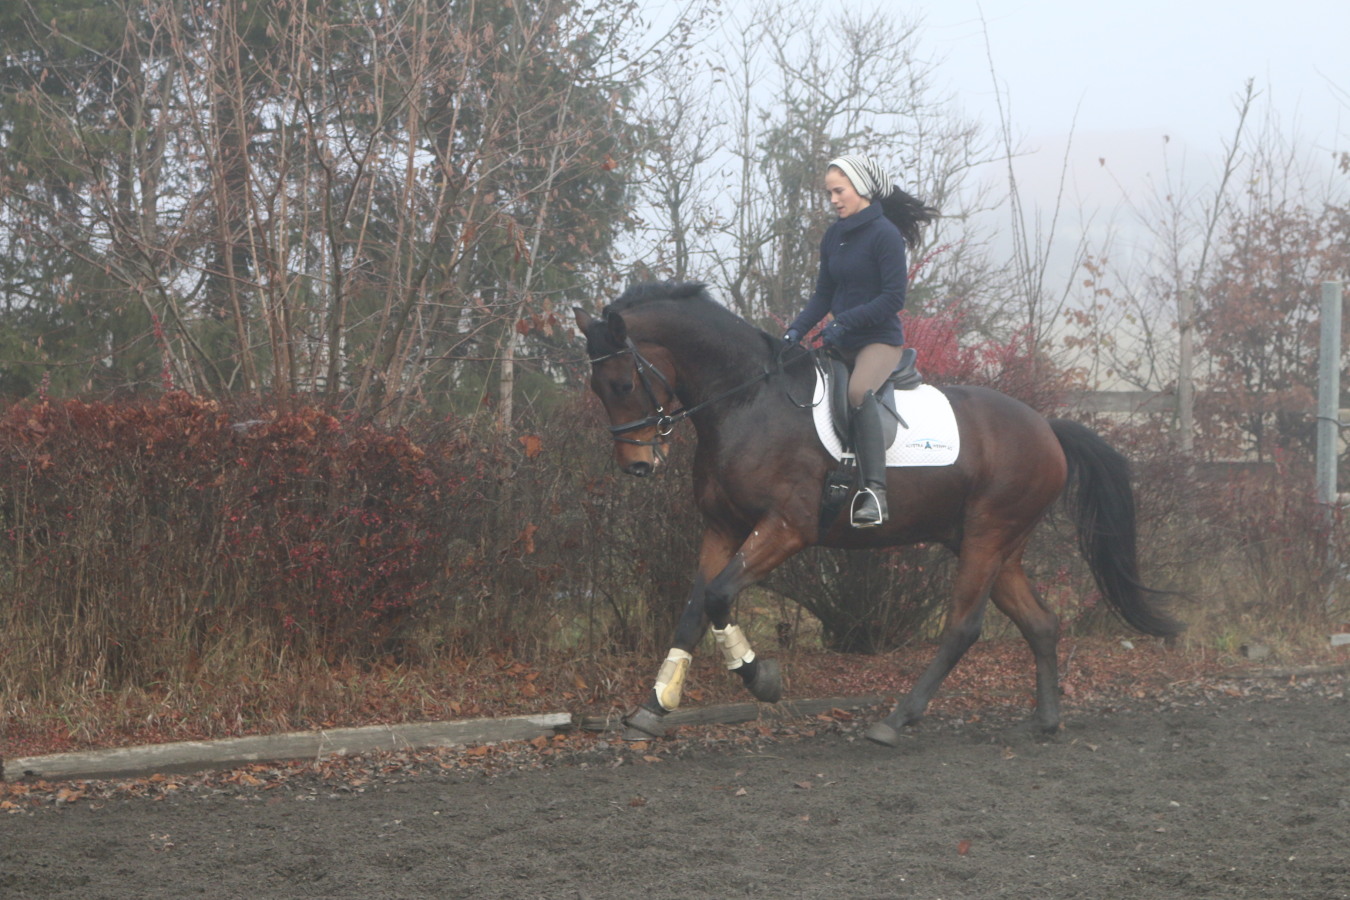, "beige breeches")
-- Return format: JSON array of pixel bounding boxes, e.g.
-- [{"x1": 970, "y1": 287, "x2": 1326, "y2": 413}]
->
[{"x1": 844, "y1": 343, "x2": 905, "y2": 407}]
